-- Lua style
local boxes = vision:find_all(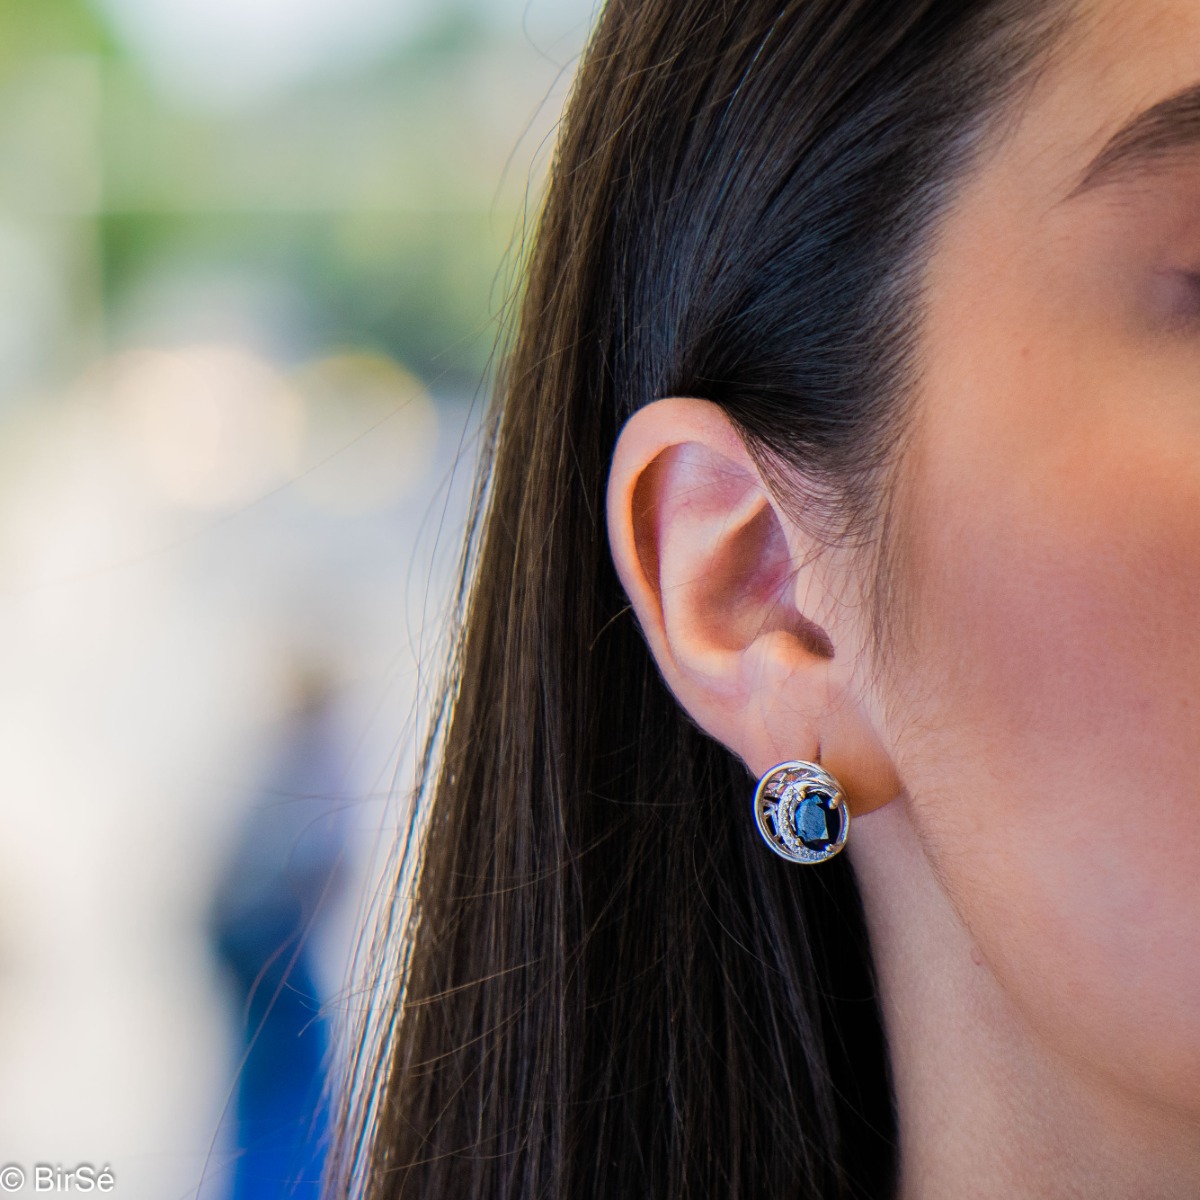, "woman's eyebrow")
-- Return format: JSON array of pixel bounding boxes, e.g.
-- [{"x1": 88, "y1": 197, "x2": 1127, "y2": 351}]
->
[{"x1": 1064, "y1": 81, "x2": 1200, "y2": 201}]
